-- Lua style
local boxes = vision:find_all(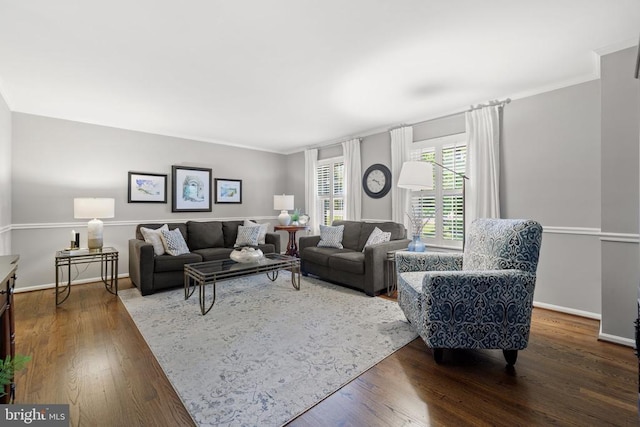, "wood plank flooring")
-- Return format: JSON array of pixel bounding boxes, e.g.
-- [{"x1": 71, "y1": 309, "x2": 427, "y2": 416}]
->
[{"x1": 12, "y1": 279, "x2": 638, "y2": 426}]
